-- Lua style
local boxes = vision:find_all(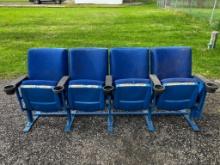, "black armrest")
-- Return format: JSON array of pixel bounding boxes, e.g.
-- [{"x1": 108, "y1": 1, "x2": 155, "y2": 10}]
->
[
  {"x1": 194, "y1": 74, "x2": 219, "y2": 93},
  {"x1": 53, "y1": 76, "x2": 69, "y2": 94},
  {"x1": 103, "y1": 75, "x2": 114, "y2": 95},
  {"x1": 4, "y1": 75, "x2": 28, "y2": 95},
  {"x1": 149, "y1": 74, "x2": 165, "y2": 94}
]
